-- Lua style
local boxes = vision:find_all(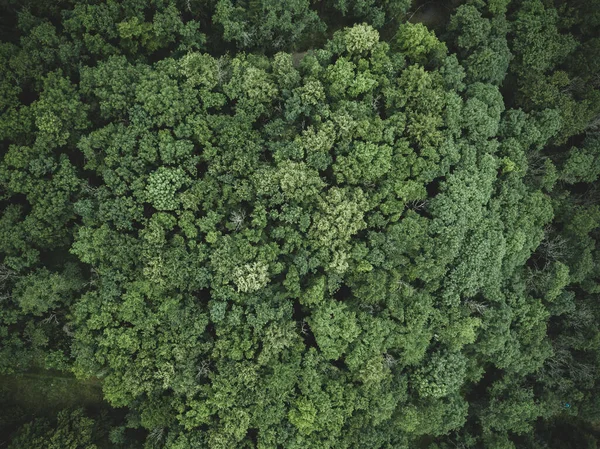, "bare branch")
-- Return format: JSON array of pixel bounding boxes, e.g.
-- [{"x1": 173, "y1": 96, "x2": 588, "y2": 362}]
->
[
  {"x1": 42, "y1": 313, "x2": 59, "y2": 325},
  {"x1": 383, "y1": 353, "x2": 397, "y2": 368},
  {"x1": 0, "y1": 264, "x2": 17, "y2": 283},
  {"x1": 196, "y1": 360, "x2": 211, "y2": 379},
  {"x1": 464, "y1": 299, "x2": 488, "y2": 315},
  {"x1": 230, "y1": 209, "x2": 246, "y2": 231}
]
